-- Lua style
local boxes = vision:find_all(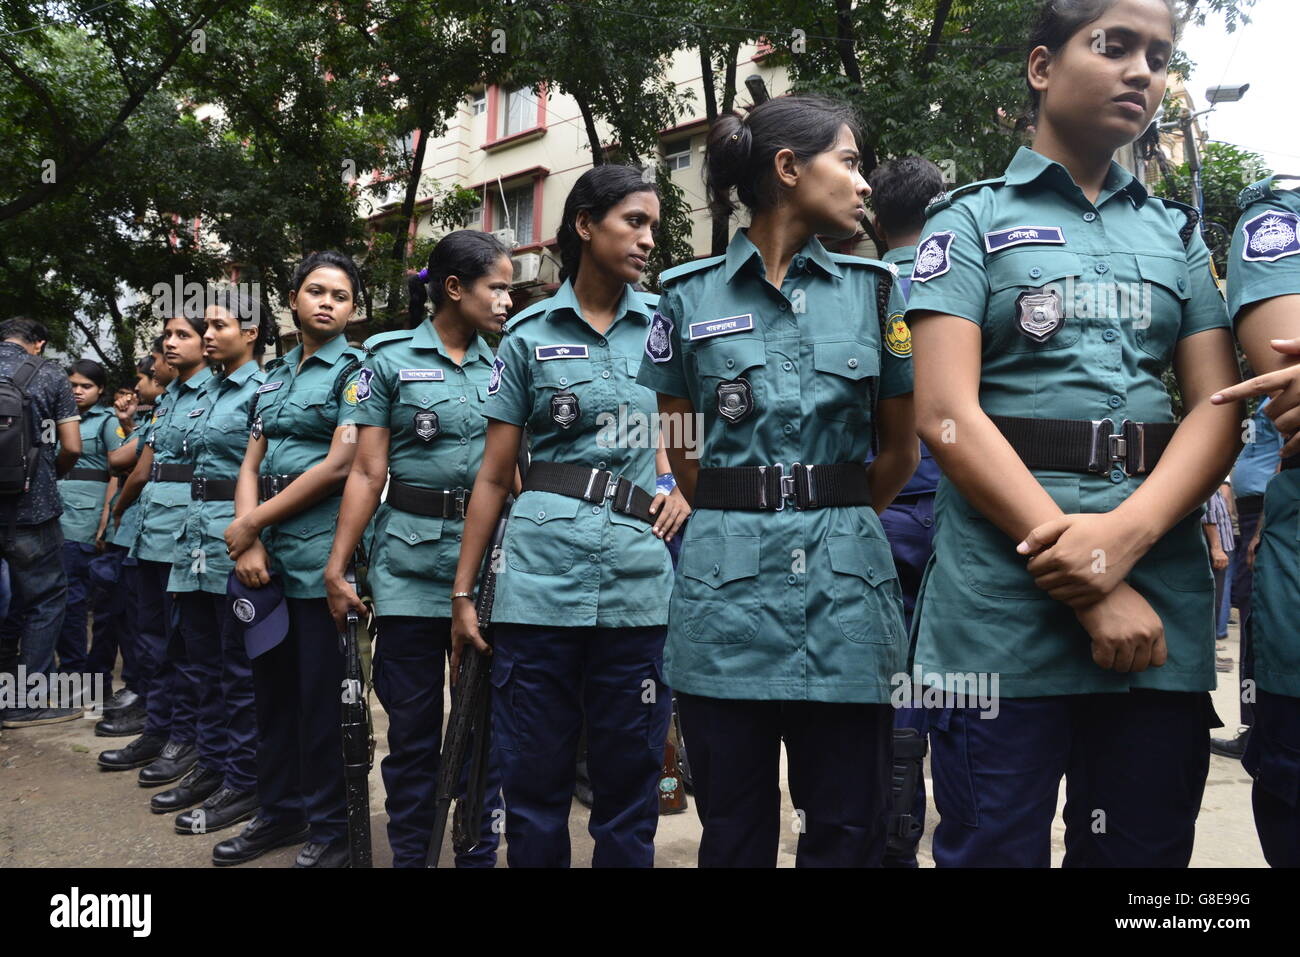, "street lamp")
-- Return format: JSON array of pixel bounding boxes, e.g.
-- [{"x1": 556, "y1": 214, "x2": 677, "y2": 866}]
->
[{"x1": 1206, "y1": 83, "x2": 1250, "y2": 104}]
